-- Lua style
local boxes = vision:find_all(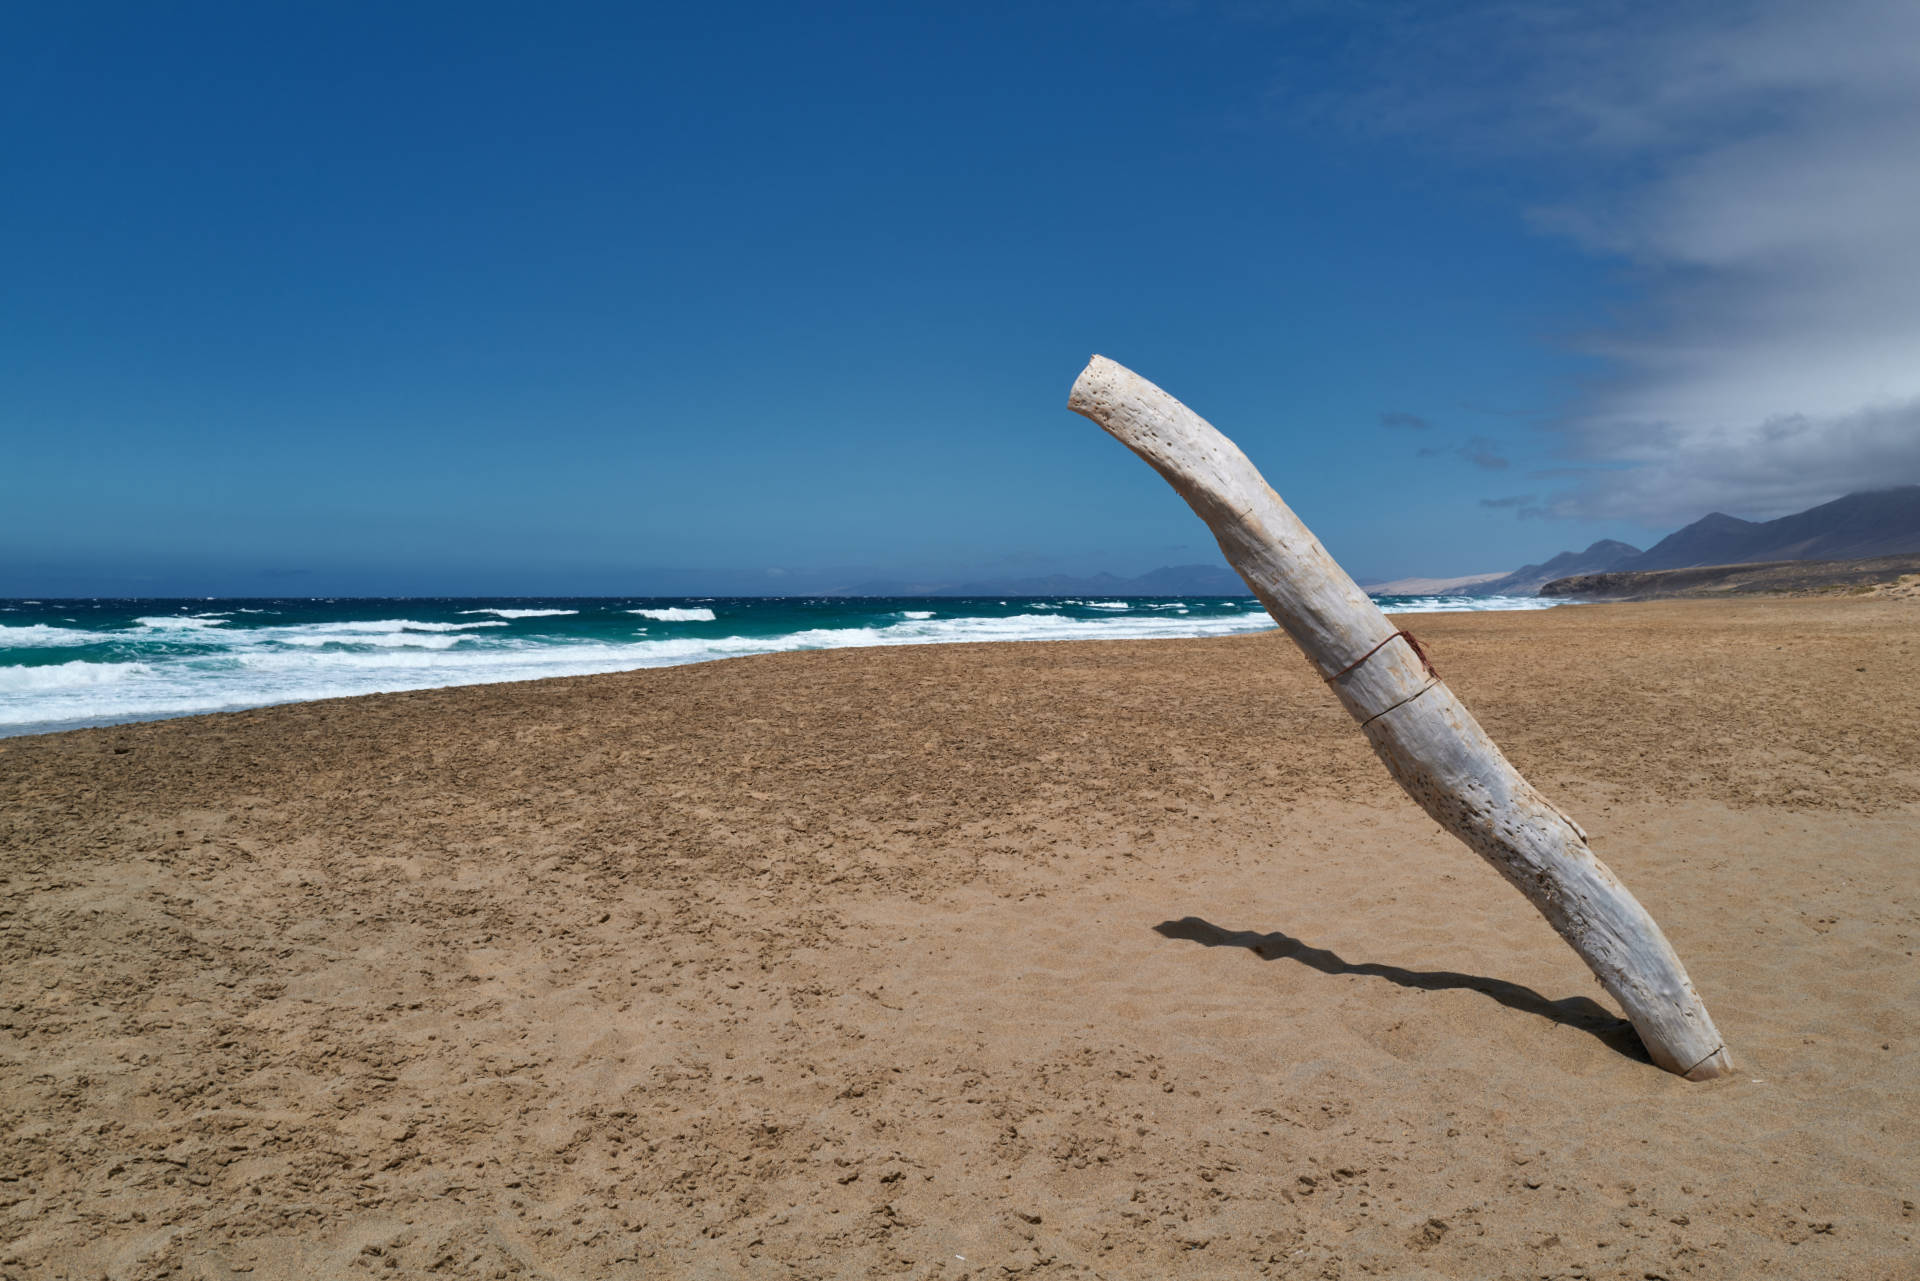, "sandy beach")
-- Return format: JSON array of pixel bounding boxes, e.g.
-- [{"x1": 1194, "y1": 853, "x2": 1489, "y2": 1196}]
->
[{"x1": 3, "y1": 597, "x2": 1916, "y2": 1280}]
